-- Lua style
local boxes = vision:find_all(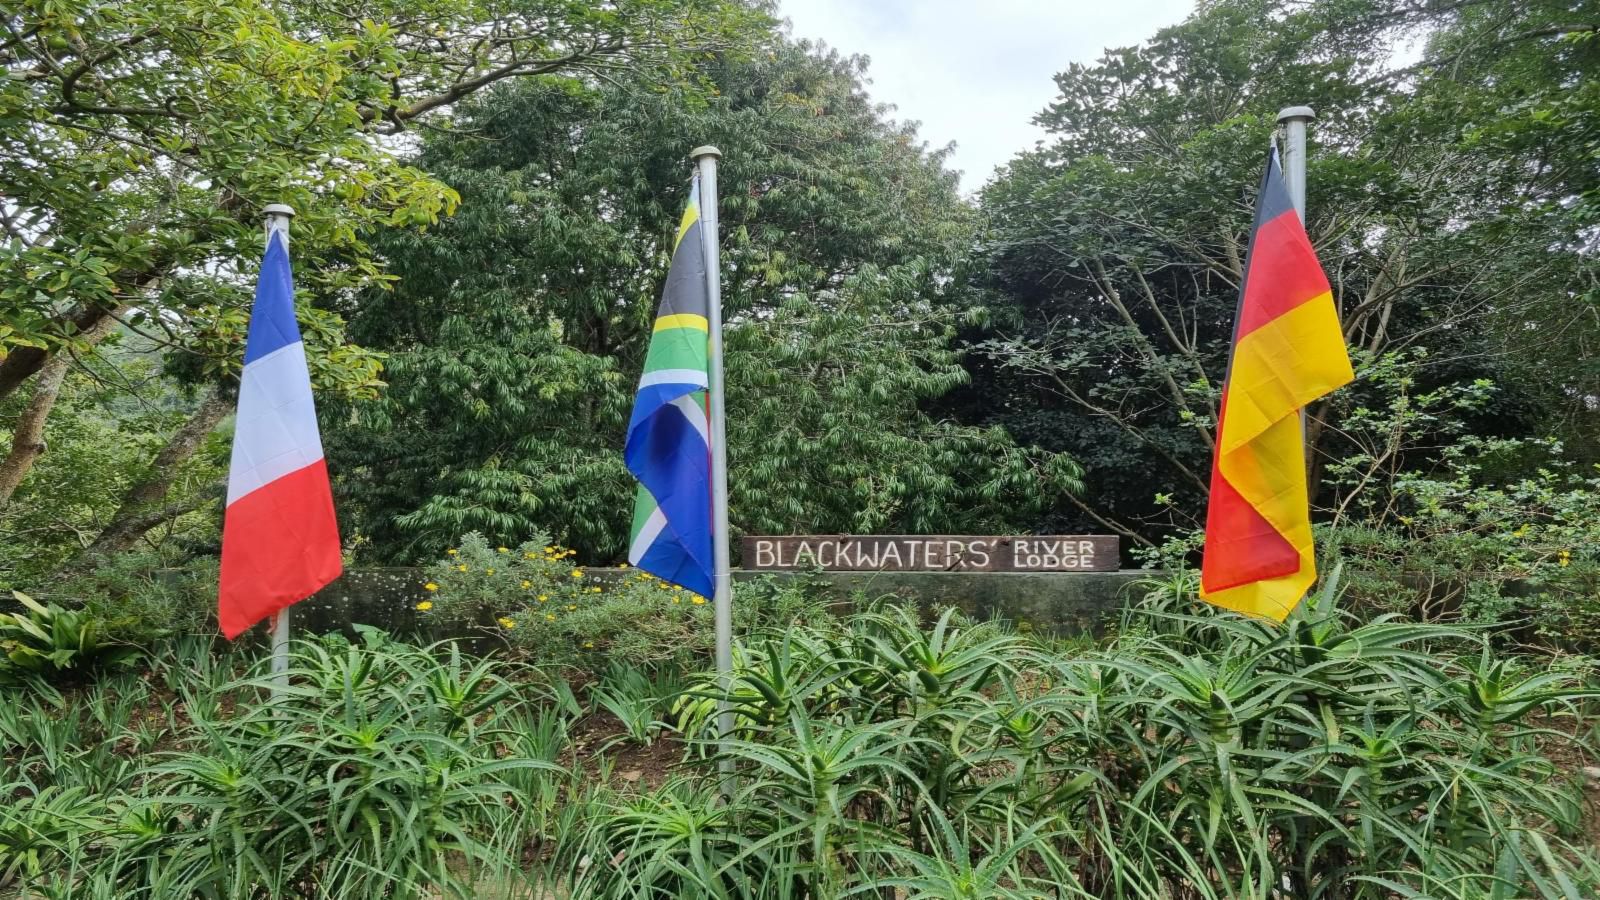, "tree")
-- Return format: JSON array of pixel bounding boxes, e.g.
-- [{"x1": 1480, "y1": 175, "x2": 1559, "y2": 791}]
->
[
  {"x1": 0, "y1": 0, "x2": 759, "y2": 563},
  {"x1": 961, "y1": 0, "x2": 1599, "y2": 546},
  {"x1": 326, "y1": 34, "x2": 1078, "y2": 563}
]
